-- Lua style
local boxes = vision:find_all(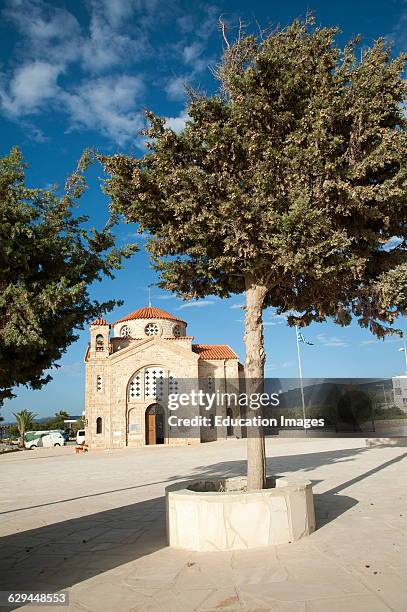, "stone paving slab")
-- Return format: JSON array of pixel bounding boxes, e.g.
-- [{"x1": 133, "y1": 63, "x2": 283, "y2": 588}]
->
[{"x1": 1, "y1": 438, "x2": 407, "y2": 611}]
